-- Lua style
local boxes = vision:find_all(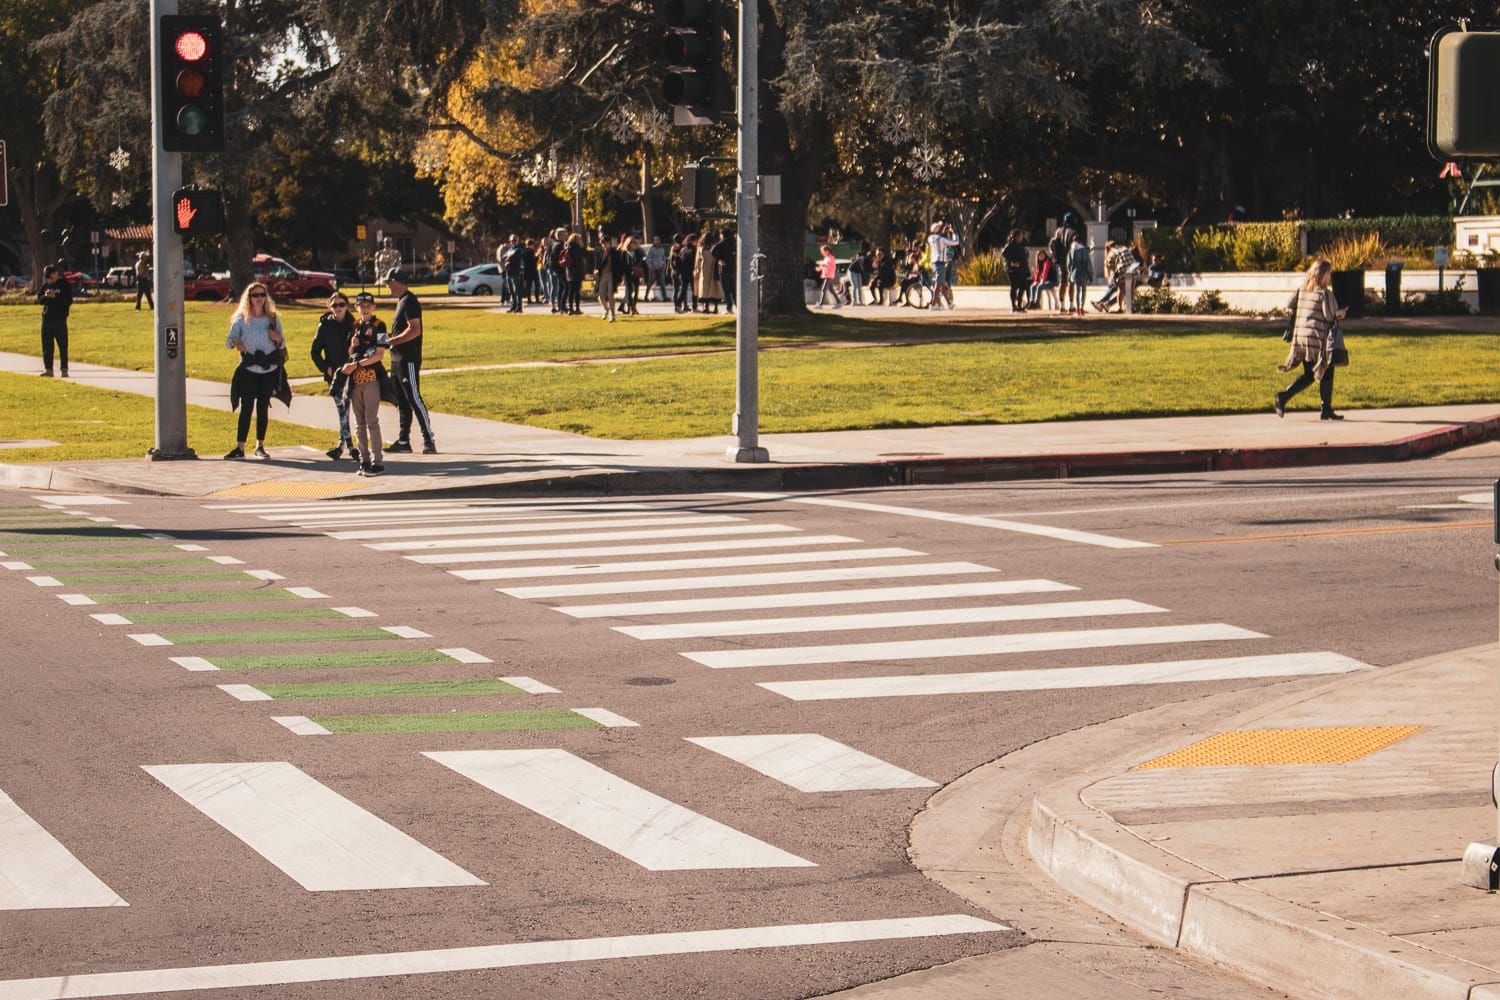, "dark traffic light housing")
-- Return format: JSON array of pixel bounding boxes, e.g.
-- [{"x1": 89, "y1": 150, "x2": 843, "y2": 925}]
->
[
  {"x1": 660, "y1": 0, "x2": 729, "y2": 125},
  {"x1": 171, "y1": 188, "x2": 223, "y2": 235},
  {"x1": 159, "y1": 14, "x2": 225, "y2": 152},
  {"x1": 1428, "y1": 27, "x2": 1500, "y2": 158}
]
